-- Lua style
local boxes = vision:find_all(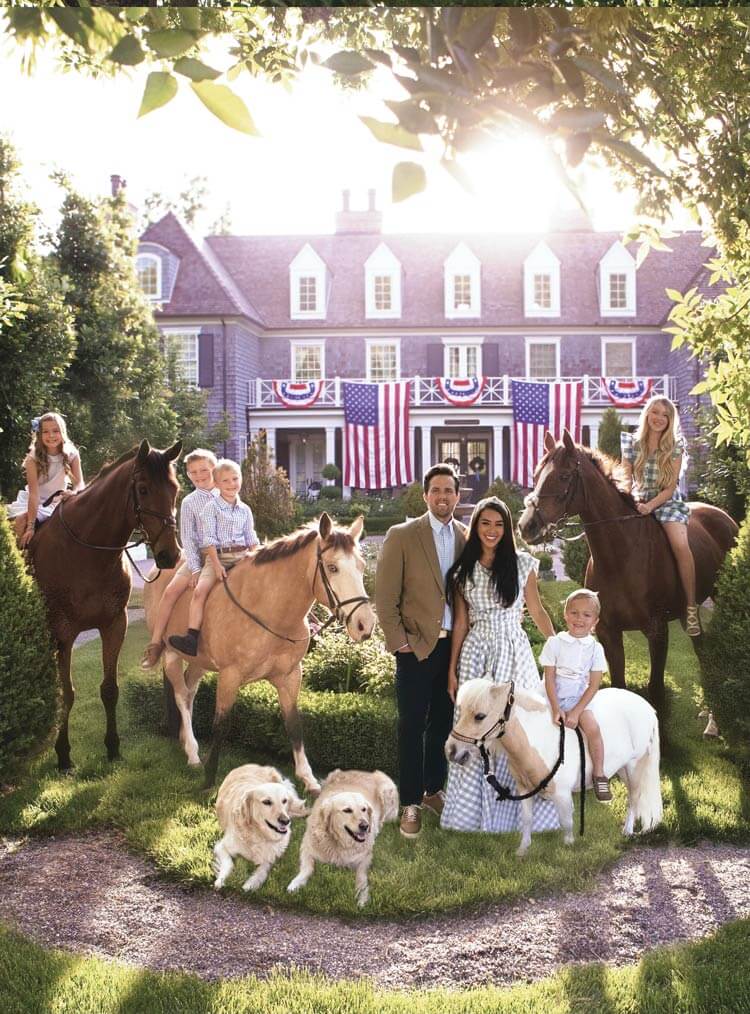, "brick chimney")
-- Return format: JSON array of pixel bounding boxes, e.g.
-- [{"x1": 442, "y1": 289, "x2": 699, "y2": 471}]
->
[
  {"x1": 110, "y1": 174, "x2": 127, "y2": 197},
  {"x1": 335, "y1": 188, "x2": 382, "y2": 234}
]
